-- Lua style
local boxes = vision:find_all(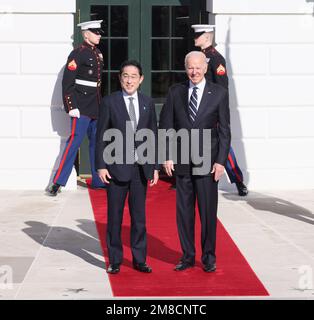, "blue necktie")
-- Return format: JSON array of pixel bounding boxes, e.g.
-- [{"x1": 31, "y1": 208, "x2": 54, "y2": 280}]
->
[{"x1": 189, "y1": 87, "x2": 198, "y2": 123}]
